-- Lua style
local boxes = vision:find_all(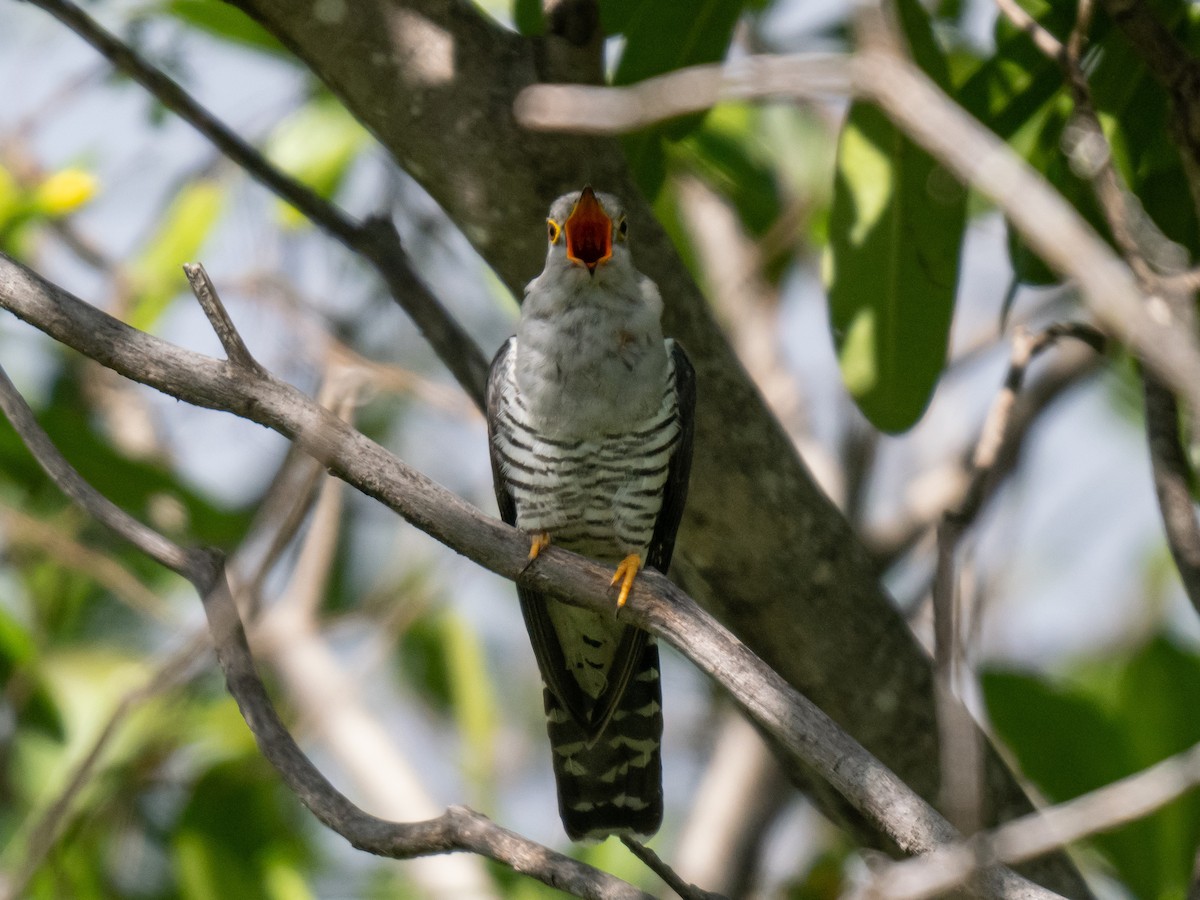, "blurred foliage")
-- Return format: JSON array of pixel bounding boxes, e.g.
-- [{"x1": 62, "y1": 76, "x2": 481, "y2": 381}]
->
[
  {"x1": 0, "y1": 163, "x2": 100, "y2": 257},
  {"x1": 128, "y1": 180, "x2": 225, "y2": 331},
  {"x1": 783, "y1": 846, "x2": 850, "y2": 899},
  {"x1": 397, "y1": 608, "x2": 498, "y2": 802},
  {"x1": 984, "y1": 635, "x2": 1200, "y2": 900},
  {"x1": 824, "y1": 0, "x2": 965, "y2": 432},
  {"x1": 607, "y1": 0, "x2": 750, "y2": 196},
  {"x1": 264, "y1": 96, "x2": 370, "y2": 230},
  {"x1": 162, "y1": 0, "x2": 290, "y2": 57},
  {"x1": 0, "y1": 365, "x2": 251, "y2": 547}
]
